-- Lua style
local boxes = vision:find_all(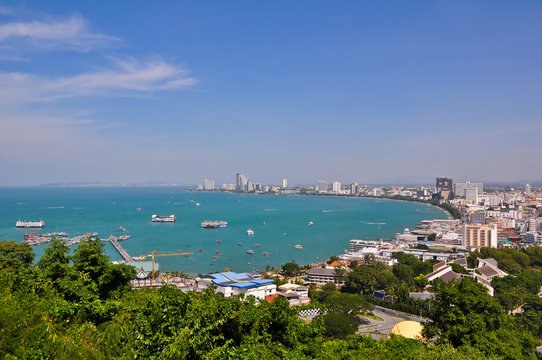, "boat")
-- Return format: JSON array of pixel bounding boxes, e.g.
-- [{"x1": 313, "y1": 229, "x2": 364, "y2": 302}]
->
[
  {"x1": 308, "y1": 221, "x2": 314, "y2": 226},
  {"x1": 246, "y1": 229, "x2": 254, "y2": 235},
  {"x1": 198, "y1": 249, "x2": 203, "y2": 253},
  {"x1": 194, "y1": 202, "x2": 201, "y2": 206},
  {"x1": 16, "y1": 220, "x2": 44, "y2": 228},
  {"x1": 201, "y1": 220, "x2": 228, "y2": 229},
  {"x1": 136, "y1": 208, "x2": 142, "y2": 211},
  {"x1": 216, "y1": 240, "x2": 221, "y2": 244},
  {"x1": 262, "y1": 252, "x2": 268, "y2": 256},
  {"x1": 246, "y1": 250, "x2": 255, "y2": 255},
  {"x1": 152, "y1": 214, "x2": 176, "y2": 222},
  {"x1": 237, "y1": 242, "x2": 242, "y2": 246},
  {"x1": 294, "y1": 244, "x2": 303, "y2": 250},
  {"x1": 119, "y1": 226, "x2": 126, "y2": 231},
  {"x1": 254, "y1": 243, "x2": 261, "y2": 247},
  {"x1": 186, "y1": 244, "x2": 192, "y2": 247}
]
